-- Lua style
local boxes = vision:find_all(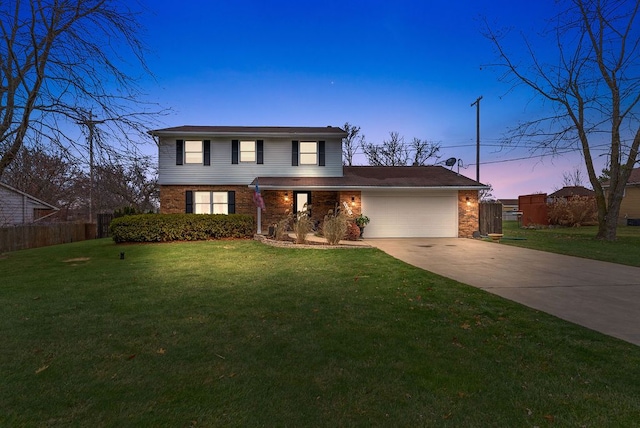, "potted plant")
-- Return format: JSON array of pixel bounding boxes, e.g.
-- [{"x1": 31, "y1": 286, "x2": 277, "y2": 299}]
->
[{"x1": 354, "y1": 214, "x2": 370, "y2": 238}]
